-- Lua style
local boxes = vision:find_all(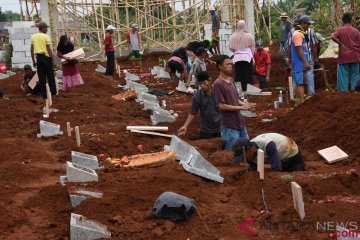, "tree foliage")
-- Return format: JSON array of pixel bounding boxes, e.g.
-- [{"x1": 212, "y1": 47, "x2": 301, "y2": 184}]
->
[{"x1": 0, "y1": 7, "x2": 21, "y2": 22}]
